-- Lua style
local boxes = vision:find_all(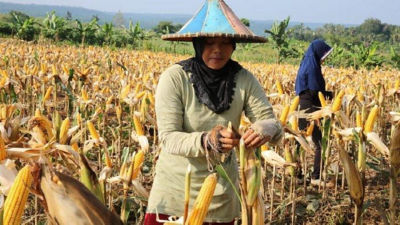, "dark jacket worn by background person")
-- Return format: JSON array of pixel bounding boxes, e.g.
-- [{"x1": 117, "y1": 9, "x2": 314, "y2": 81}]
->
[
  {"x1": 295, "y1": 39, "x2": 332, "y2": 180},
  {"x1": 295, "y1": 39, "x2": 333, "y2": 101}
]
